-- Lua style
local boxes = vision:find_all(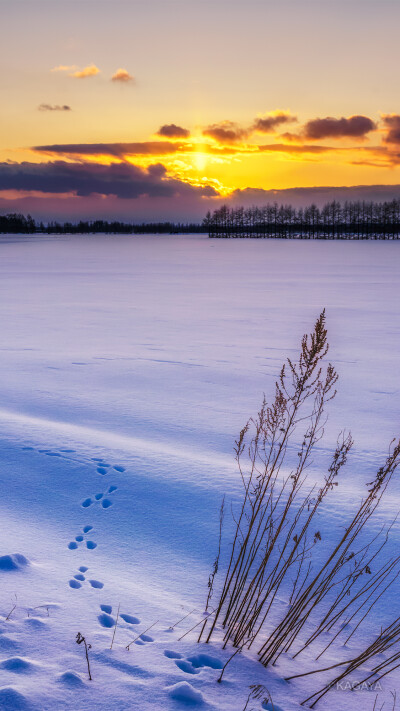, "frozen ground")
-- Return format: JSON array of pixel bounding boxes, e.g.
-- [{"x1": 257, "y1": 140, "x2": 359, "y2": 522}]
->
[{"x1": 0, "y1": 234, "x2": 399, "y2": 710}]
